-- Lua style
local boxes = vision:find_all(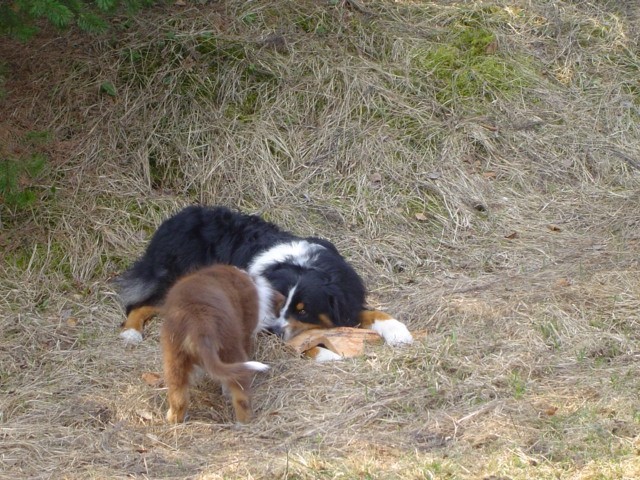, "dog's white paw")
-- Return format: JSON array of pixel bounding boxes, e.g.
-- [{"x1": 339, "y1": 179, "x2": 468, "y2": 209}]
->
[
  {"x1": 119, "y1": 328, "x2": 143, "y2": 344},
  {"x1": 371, "y1": 318, "x2": 413, "y2": 346},
  {"x1": 310, "y1": 346, "x2": 343, "y2": 362}
]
